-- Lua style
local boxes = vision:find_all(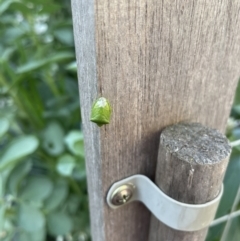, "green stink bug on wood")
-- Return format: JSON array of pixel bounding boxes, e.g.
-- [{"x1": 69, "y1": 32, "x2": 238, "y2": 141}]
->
[{"x1": 90, "y1": 97, "x2": 112, "y2": 127}]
